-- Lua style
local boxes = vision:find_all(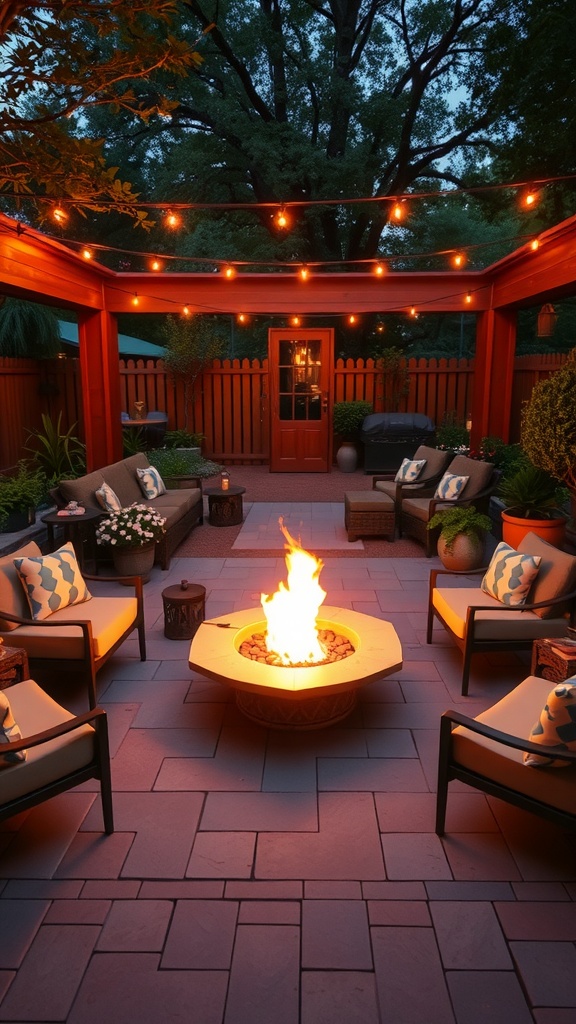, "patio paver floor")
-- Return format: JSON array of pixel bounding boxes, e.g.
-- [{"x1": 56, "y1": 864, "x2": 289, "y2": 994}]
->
[{"x1": 1, "y1": 499, "x2": 575, "y2": 1023}]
